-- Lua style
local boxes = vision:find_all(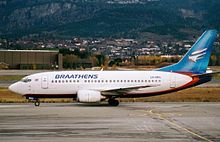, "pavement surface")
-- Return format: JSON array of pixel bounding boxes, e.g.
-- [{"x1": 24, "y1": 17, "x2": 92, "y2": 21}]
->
[{"x1": 0, "y1": 102, "x2": 219, "y2": 142}]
